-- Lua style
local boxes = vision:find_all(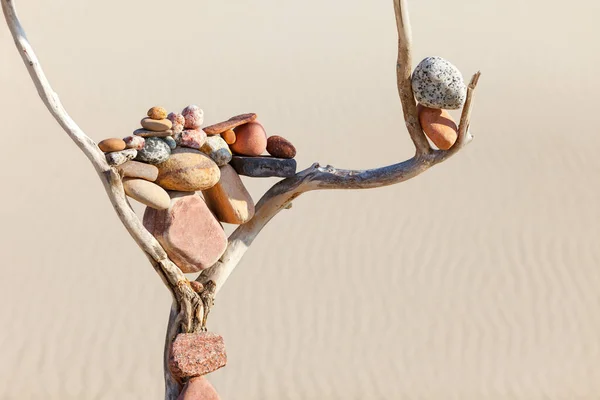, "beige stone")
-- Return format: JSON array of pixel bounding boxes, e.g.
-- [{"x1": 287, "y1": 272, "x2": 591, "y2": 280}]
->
[
  {"x1": 199, "y1": 136, "x2": 232, "y2": 166},
  {"x1": 202, "y1": 165, "x2": 254, "y2": 224},
  {"x1": 123, "y1": 178, "x2": 170, "y2": 210},
  {"x1": 155, "y1": 148, "x2": 220, "y2": 192},
  {"x1": 140, "y1": 117, "x2": 173, "y2": 132},
  {"x1": 117, "y1": 161, "x2": 159, "y2": 181}
]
